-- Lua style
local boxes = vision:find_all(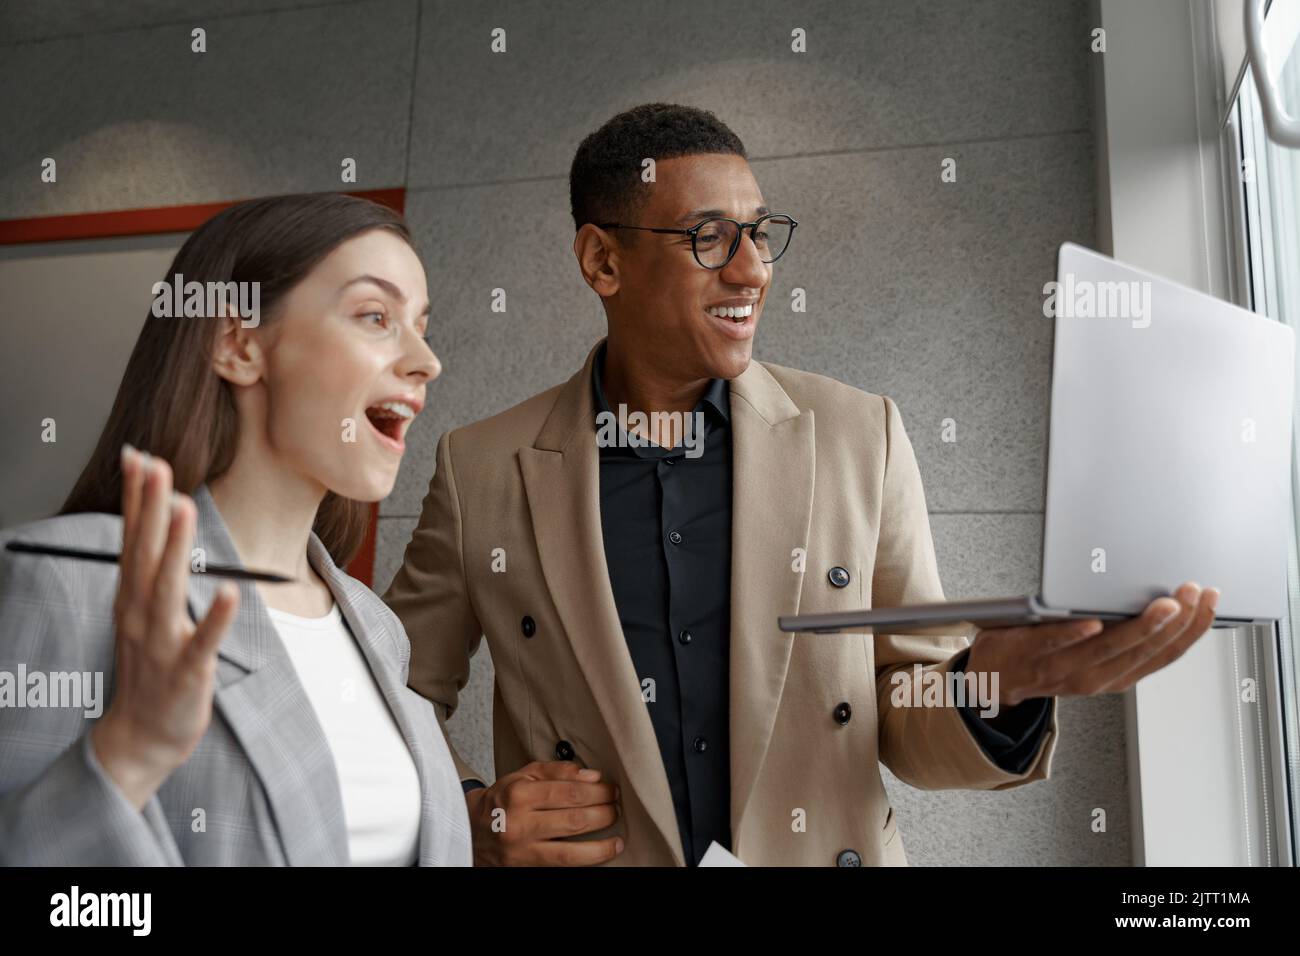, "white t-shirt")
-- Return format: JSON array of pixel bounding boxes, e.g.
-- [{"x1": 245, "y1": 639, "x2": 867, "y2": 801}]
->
[{"x1": 267, "y1": 604, "x2": 422, "y2": 866}]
